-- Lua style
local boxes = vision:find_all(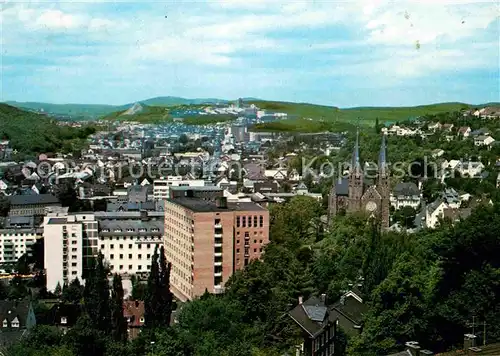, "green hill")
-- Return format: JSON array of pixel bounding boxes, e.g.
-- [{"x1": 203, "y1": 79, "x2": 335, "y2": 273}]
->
[
  {"x1": 248, "y1": 101, "x2": 489, "y2": 132},
  {"x1": 0, "y1": 104, "x2": 96, "y2": 156},
  {"x1": 102, "y1": 104, "x2": 172, "y2": 123}
]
